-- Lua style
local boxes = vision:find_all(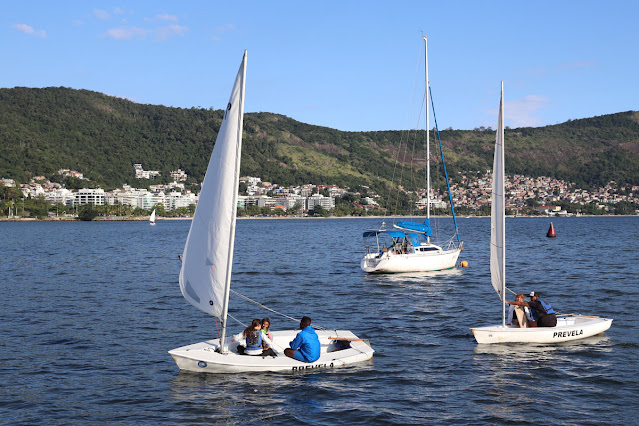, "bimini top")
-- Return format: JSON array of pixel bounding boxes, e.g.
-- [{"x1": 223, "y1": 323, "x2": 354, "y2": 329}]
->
[
  {"x1": 394, "y1": 220, "x2": 431, "y2": 236},
  {"x1": 362, "y1": 229, "x2": 422, "y2": 247}
]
